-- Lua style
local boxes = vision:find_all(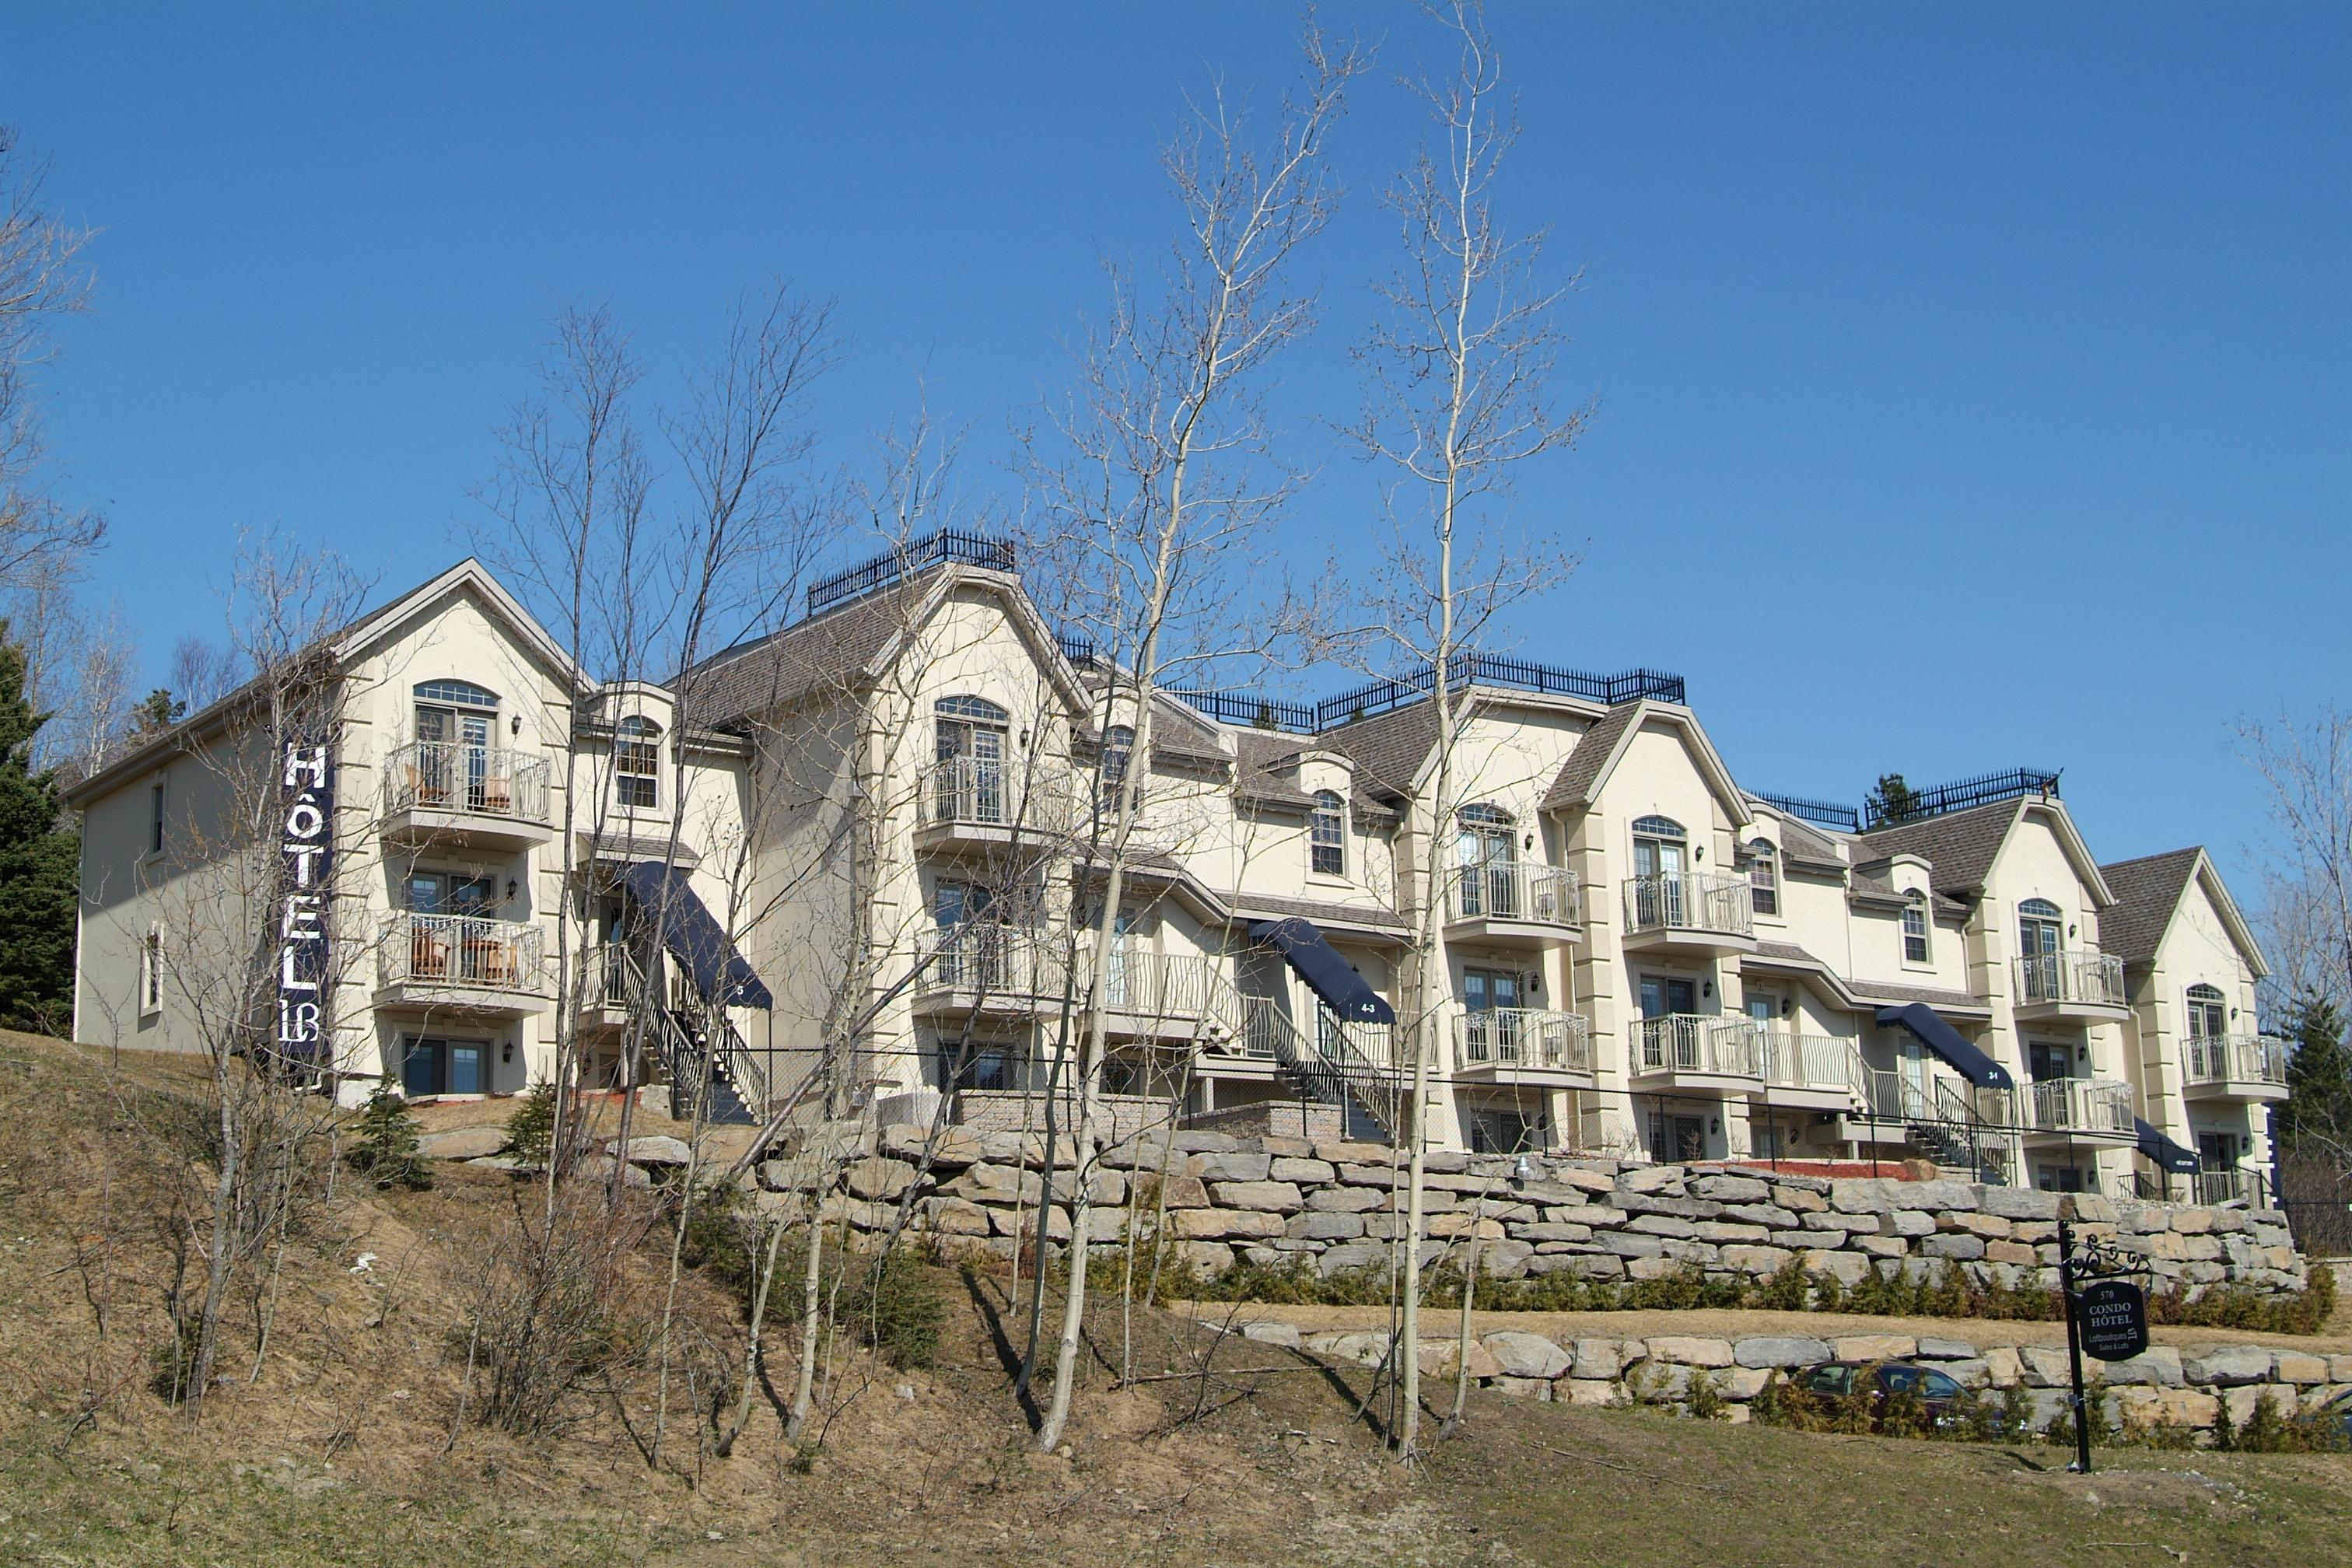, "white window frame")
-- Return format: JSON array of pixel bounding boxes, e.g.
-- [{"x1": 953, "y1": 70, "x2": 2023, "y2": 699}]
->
[
  {"x1": 139, "y1": 926, "x2": 163, "y2": 1015},
  {"x1": 614, "y1": 716, "x2": 661, "y2": 810},
  {"x1": 1902, "y1": 894, "x2": 1930, "y2": 964},
  {"x1": 1309, "y1": 790, "x2": 1346, "y2": 878},
  {"x1": 1745, "y1": 838, "x2": 1778, "y2": 917}
]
